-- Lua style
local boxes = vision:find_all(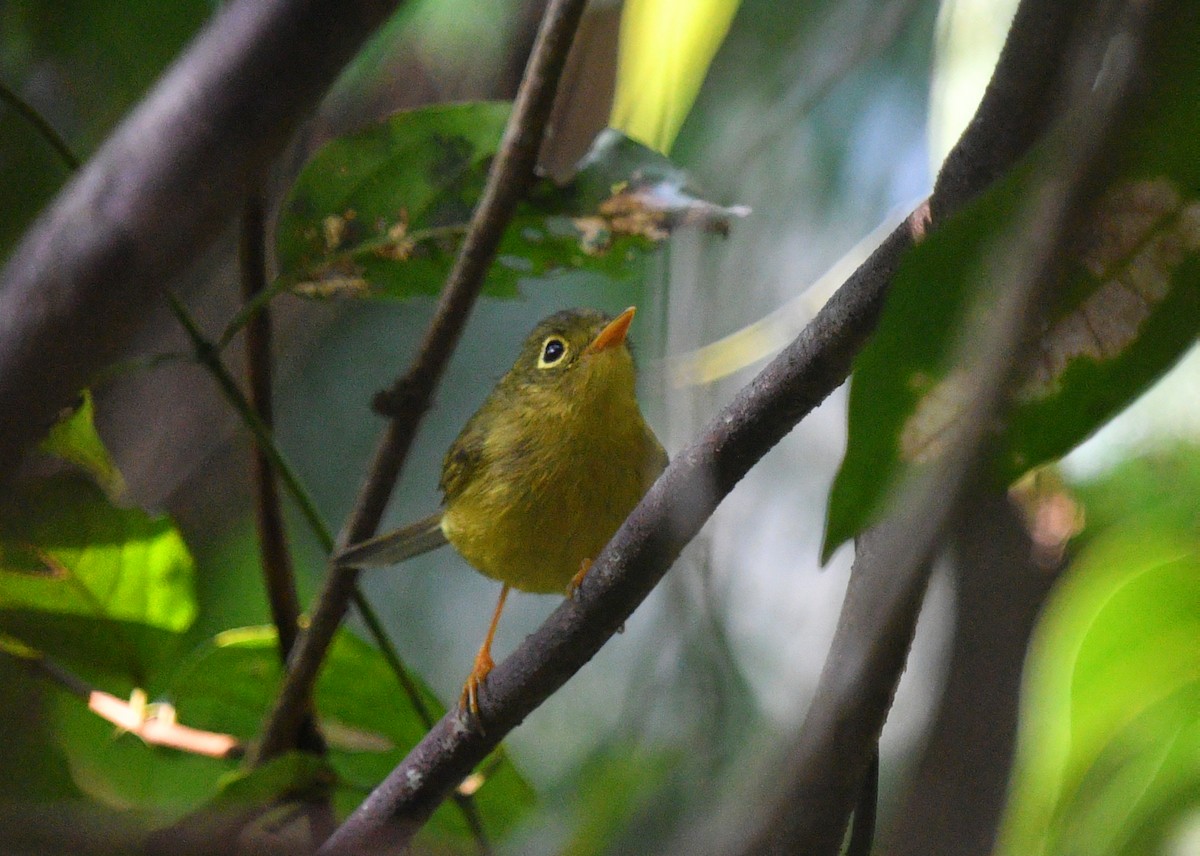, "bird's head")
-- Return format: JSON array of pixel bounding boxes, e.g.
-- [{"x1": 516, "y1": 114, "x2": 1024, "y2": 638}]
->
[{"x1": 505, "y1": 307, "x2": 639, "y2": 403}]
